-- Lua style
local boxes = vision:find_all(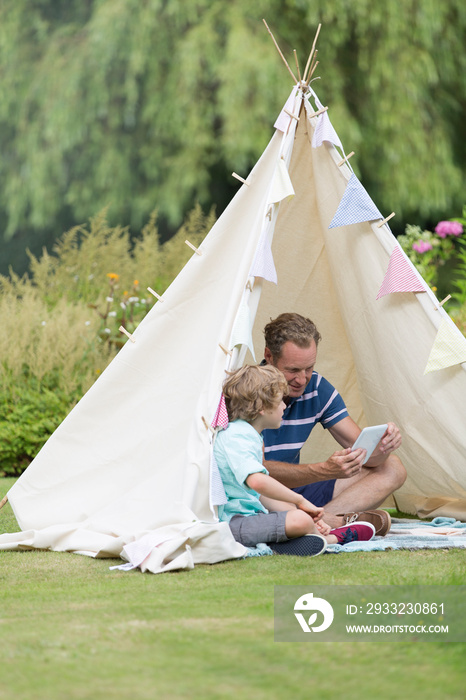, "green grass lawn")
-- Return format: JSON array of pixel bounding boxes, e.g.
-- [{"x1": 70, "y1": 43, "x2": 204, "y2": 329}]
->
[{"x1": 1, "y1": 477, "x2": 464, "y2": 700}]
